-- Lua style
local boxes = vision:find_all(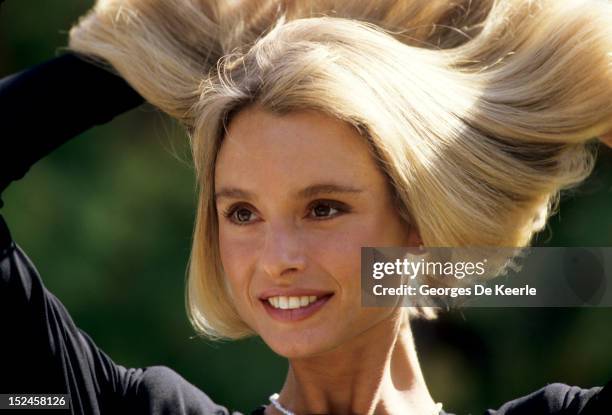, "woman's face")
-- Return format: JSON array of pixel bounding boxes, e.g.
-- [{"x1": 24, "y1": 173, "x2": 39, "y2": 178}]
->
[{"x1": 215, "y1": 107, "x2": 420, "y2": 358}]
